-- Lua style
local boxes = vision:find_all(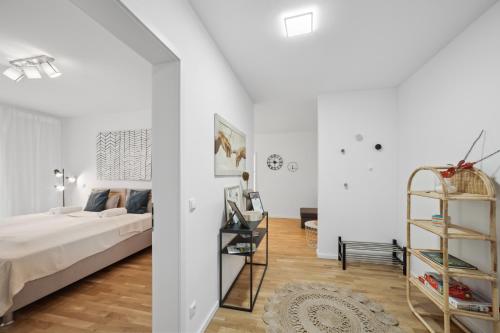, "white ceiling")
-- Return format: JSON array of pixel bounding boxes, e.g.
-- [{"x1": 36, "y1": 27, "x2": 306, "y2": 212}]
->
[
  {"x1": 189, "y1": 0, "x2": 498, "y2": 103},
  {"x1": 0, "y1": 0, "x2": 152, "y2": 117}
]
